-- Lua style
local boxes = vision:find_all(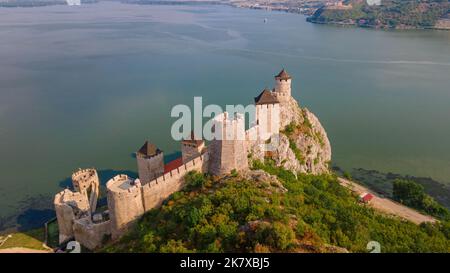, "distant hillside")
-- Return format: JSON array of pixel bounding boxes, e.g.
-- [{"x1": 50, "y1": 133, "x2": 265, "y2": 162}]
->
[
  {"x1": 105, "y1": 162, "x2": 450, "y2": 253},
  {"x1": 307, "y1": 0, "x2": 450, "y2": 30}
]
